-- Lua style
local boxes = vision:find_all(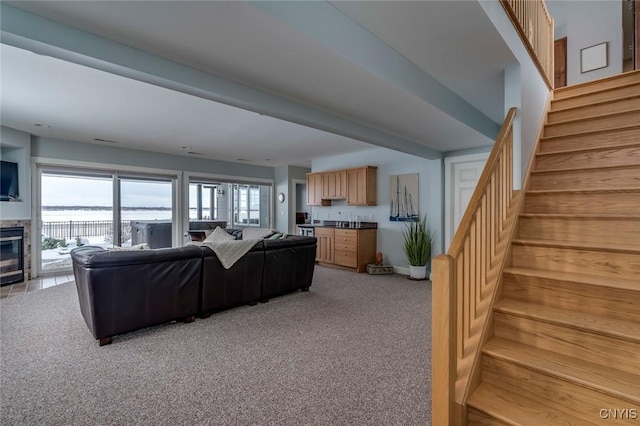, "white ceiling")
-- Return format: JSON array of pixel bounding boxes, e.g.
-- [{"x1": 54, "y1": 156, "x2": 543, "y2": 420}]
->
[{"x1": 1, "y1": 1, "x2": 517, "y2": 168}]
